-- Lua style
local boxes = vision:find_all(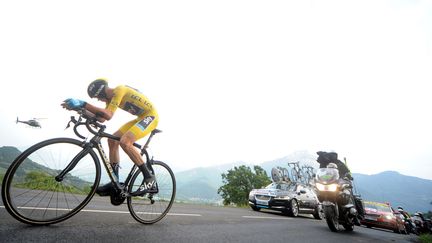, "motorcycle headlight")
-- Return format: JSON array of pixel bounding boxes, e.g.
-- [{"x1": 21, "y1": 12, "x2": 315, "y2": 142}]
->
[{"x1": 316, "y1": 183, "x2": 338, "y2": 192}]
